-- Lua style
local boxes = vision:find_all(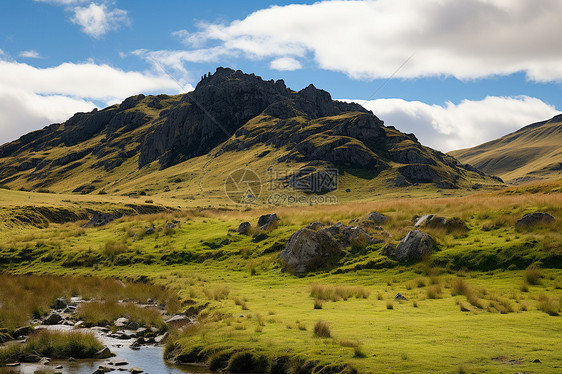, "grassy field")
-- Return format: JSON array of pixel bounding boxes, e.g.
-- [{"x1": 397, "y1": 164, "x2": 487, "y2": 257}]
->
[{"x1": 0, "y1": 182, "x2": 561, "y2": 373}]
